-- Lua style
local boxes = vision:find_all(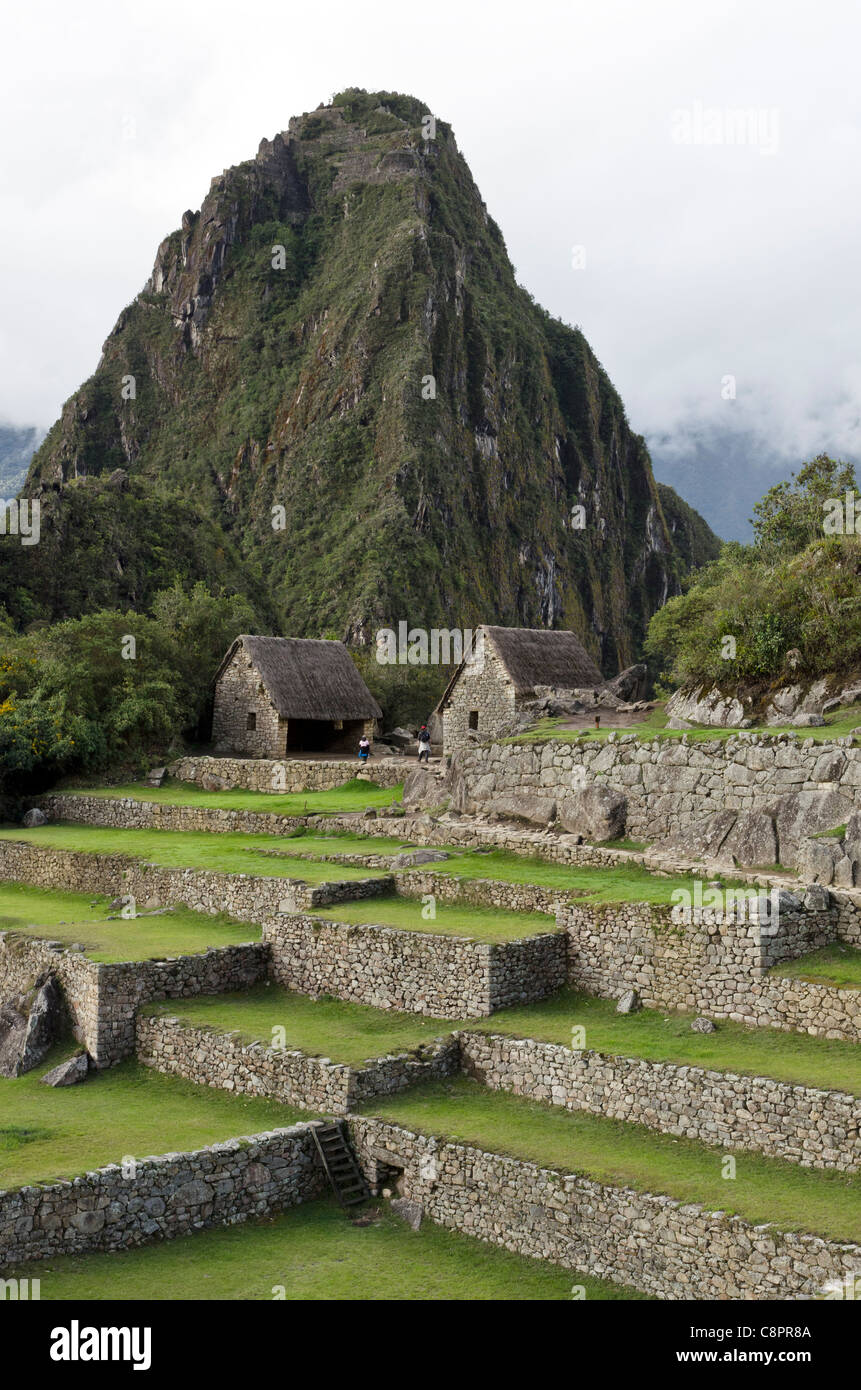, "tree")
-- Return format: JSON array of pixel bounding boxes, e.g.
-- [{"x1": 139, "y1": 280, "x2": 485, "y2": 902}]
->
[{"x1": 751, "y1": 454, "x2": 857, "y2": 558}]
